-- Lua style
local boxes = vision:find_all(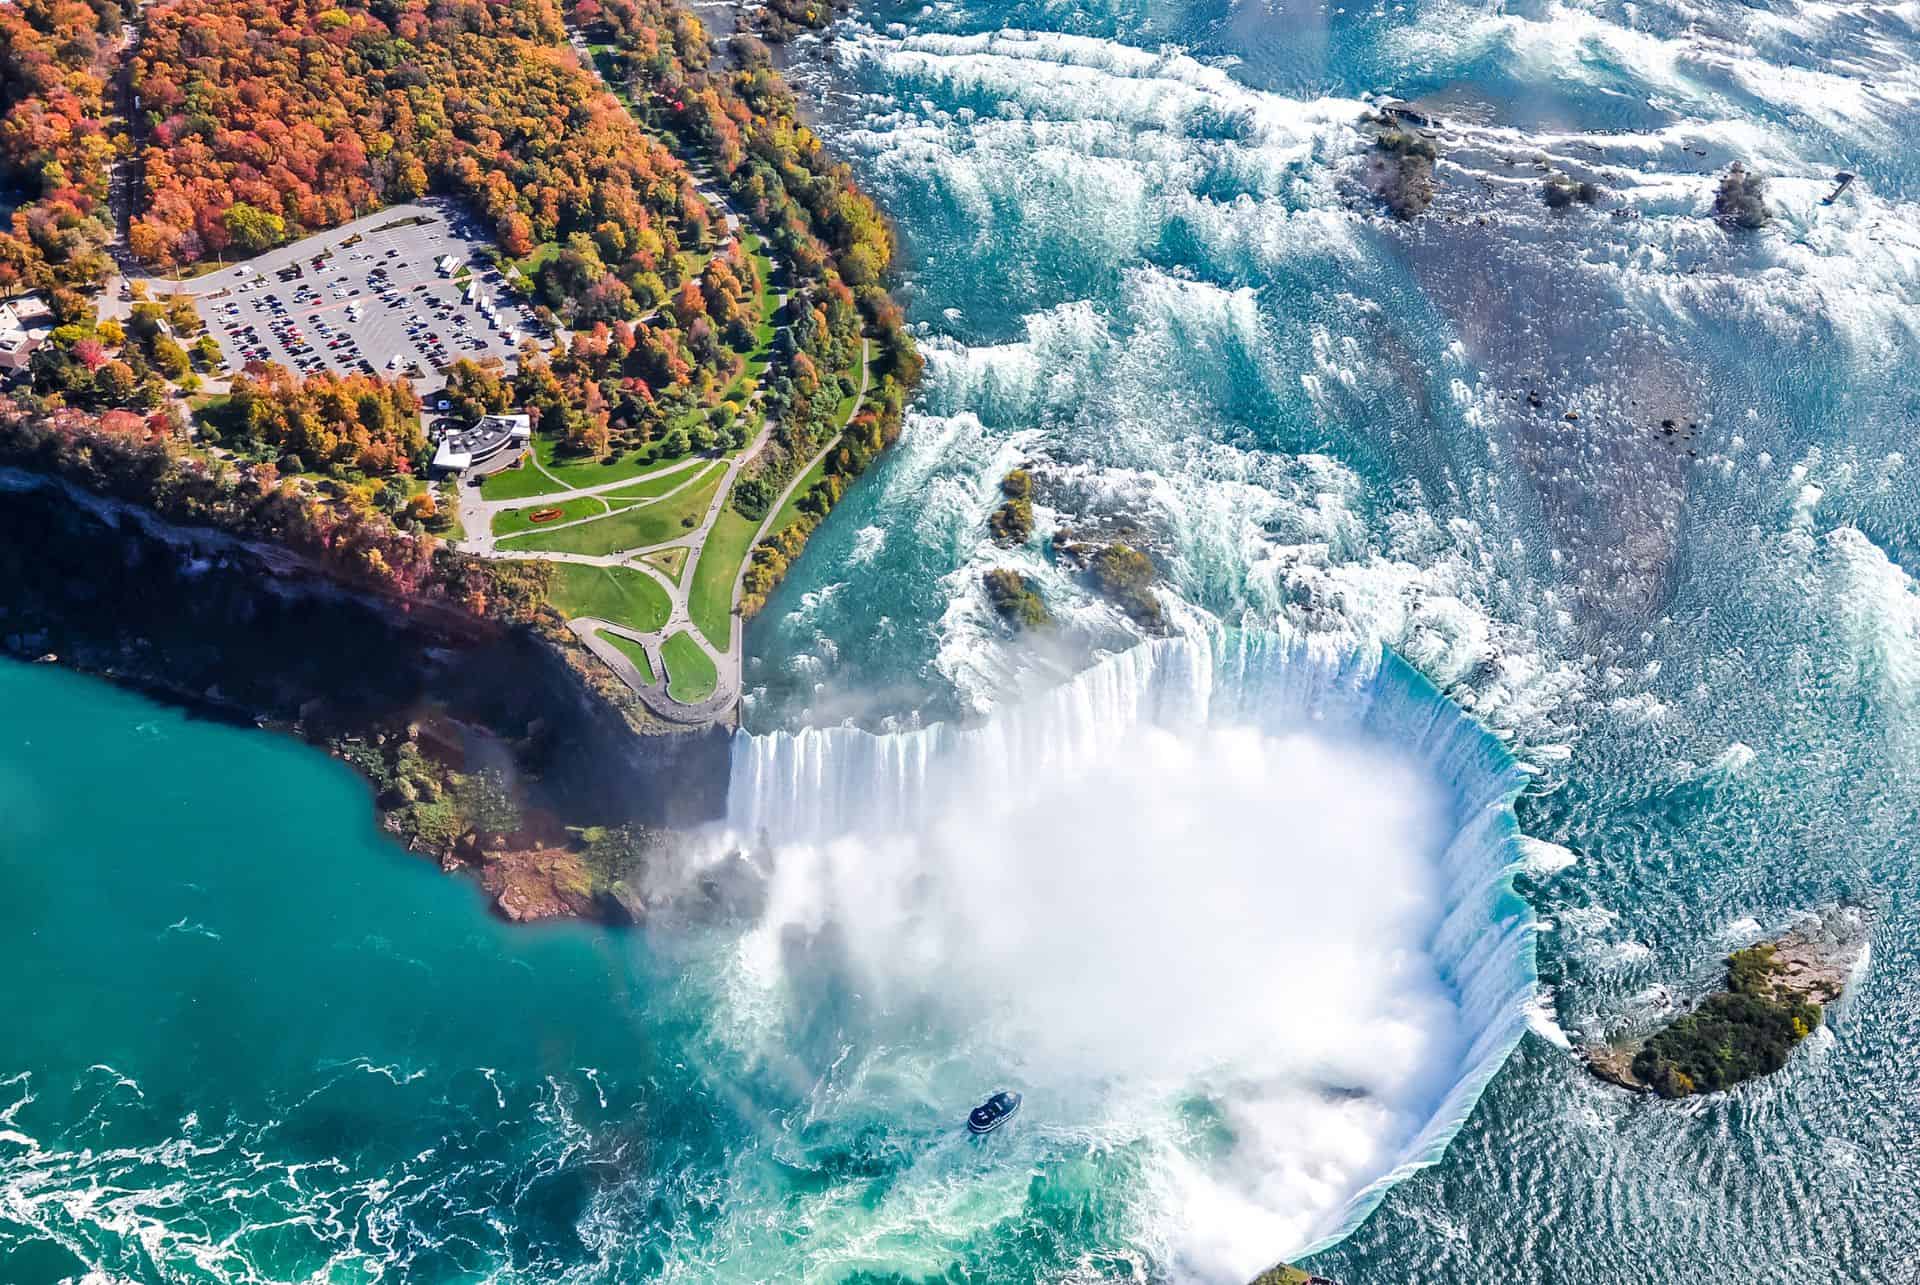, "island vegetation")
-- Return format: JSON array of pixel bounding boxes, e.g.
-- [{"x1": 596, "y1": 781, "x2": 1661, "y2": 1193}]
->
[
  {"x1": 1543, "y1": 174, "x2": 1601, "y2": 209},
  {"x1": 1089, "y1": 542, "x2": 1163, "y2": 629},
  {"x1": 983, "y1": 568, "x2": 1049, "y2": 629},
  {"x1": 1586, "y1": 913, "x2": 1866, "y2": 1099},
  {"x1": 989, "y1": 467, "x2": 1035, "y2": 544},
  {"x1": 1629, "y1": 943, "x2": 1824, "y2": 1097}
]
